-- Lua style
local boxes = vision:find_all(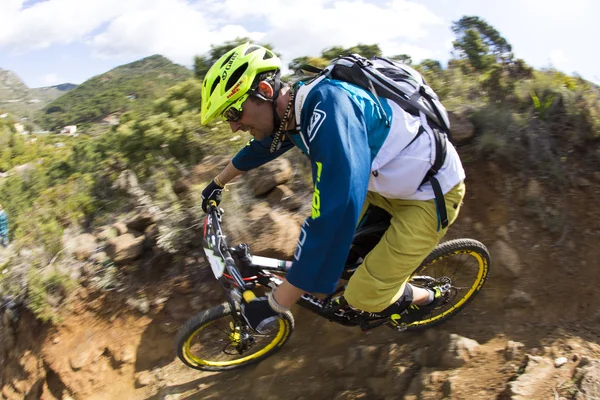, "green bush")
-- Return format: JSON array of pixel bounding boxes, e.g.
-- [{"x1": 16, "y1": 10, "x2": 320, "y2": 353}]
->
[{"x1": 27, "y1": 269, "x2": 76, "y2": 323}]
